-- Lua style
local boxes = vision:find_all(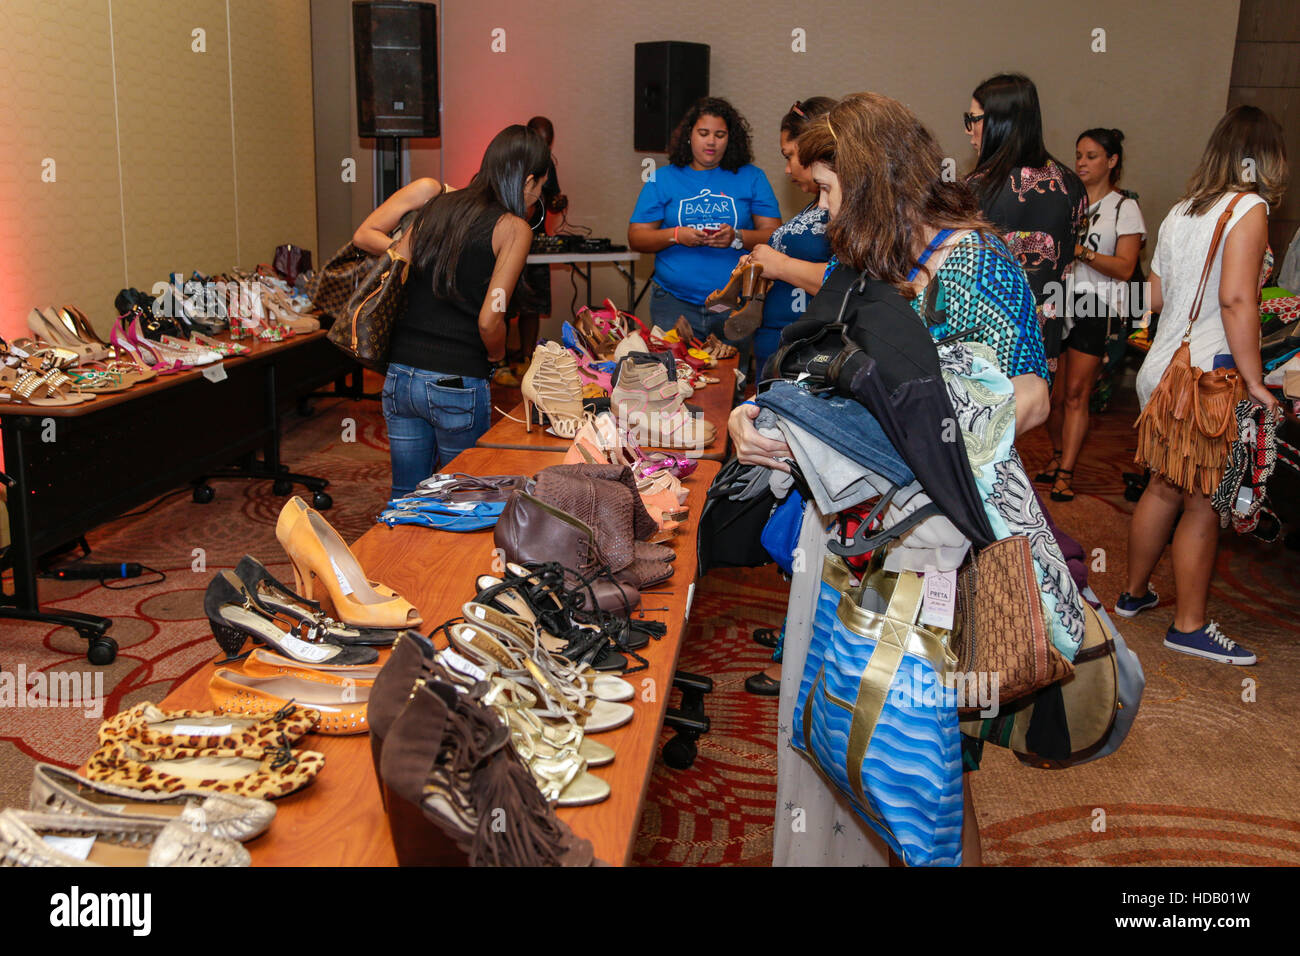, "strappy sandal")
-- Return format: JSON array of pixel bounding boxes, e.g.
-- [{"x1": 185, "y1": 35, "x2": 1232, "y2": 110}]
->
[
  {"x1": 1050, "y1": 468, "x2": 1076, "y2": 502},
  {"x1": 1034, "y1": 450, "x2": 1062, "y2": 484},
  {"x1": 703, "y1": 334, "x2": 737, "y2": 359},
  {"x1": 0, "y1": 351, "x2": 93, "y2": 406}
]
